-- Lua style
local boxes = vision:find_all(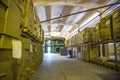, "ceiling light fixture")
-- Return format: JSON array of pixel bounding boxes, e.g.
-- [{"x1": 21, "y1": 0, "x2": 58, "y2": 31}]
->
[
  {"x1": 51, "y1": 31, "x2": 60, "y2": 36},
  {"x1": 50, "y1": 26, "x2": 60, "y2": 37}
]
